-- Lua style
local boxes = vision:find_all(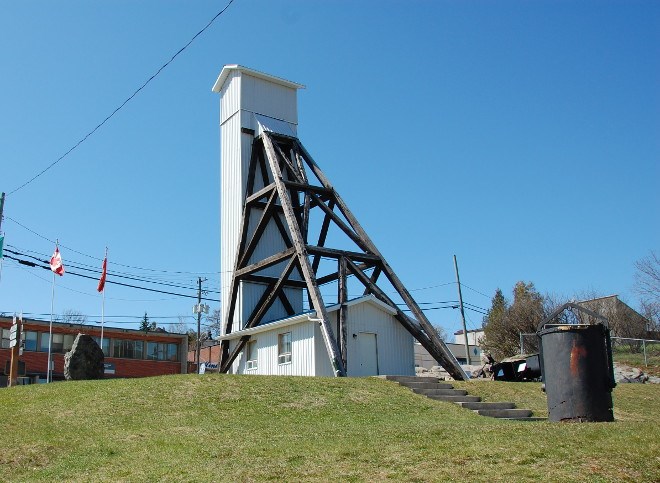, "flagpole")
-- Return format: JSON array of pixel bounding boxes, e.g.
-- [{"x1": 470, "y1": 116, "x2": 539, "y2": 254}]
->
[
  {"x1": 48, "y1": 264, "x2": 55, "y2": 383},
  {"x1": 100, "y1": 247, "x2": 107, "y2": 353}
]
